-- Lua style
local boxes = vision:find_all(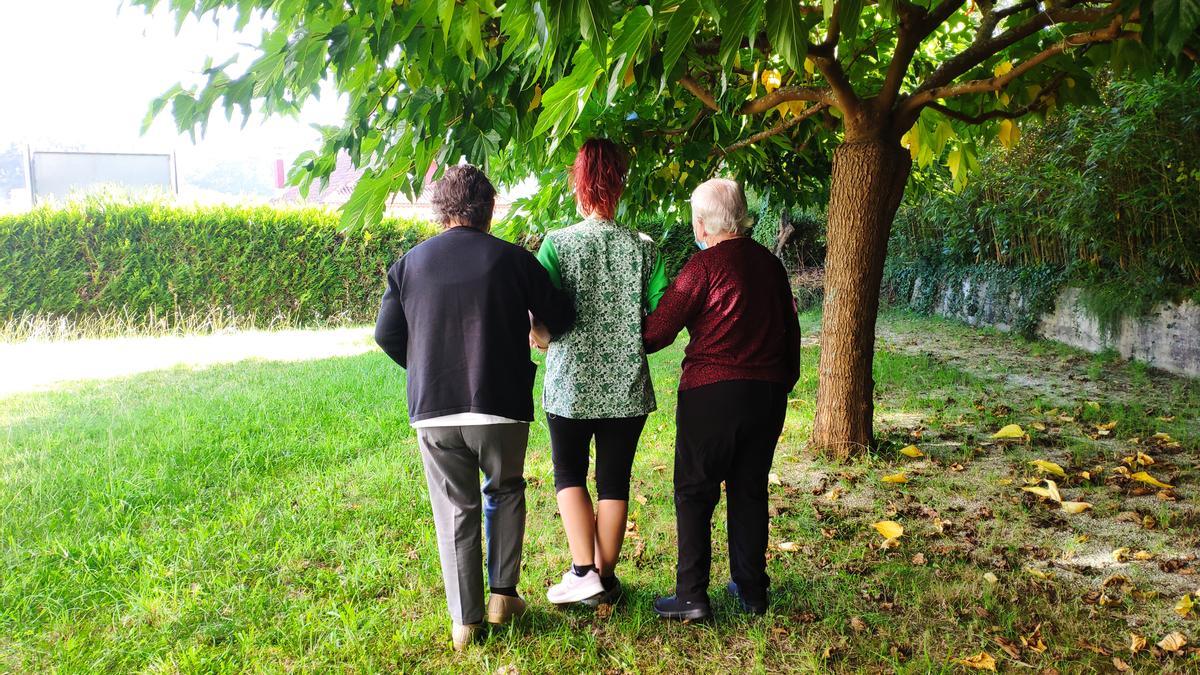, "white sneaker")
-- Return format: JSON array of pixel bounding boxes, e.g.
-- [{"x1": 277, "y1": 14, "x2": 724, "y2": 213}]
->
[{"x1": 546, "y1": 568, "x2": 605, "y2": 605}]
